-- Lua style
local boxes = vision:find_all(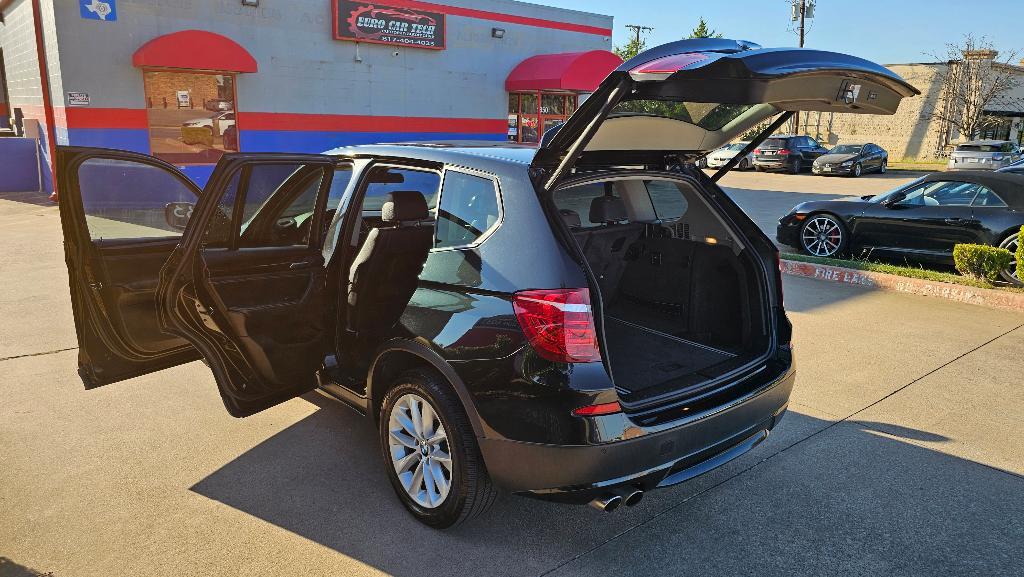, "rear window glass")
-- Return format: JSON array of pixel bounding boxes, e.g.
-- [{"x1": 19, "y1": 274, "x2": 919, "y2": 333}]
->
[
  {"x1": 611, "y1": 100, "x2": 753, "y2": 131},
  {"x1": 956, "y1": 144, "x2": 1002, "y2": 153},
  {"x1": 761, "y1": 138, "x2": 789, "y2": 149}
]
